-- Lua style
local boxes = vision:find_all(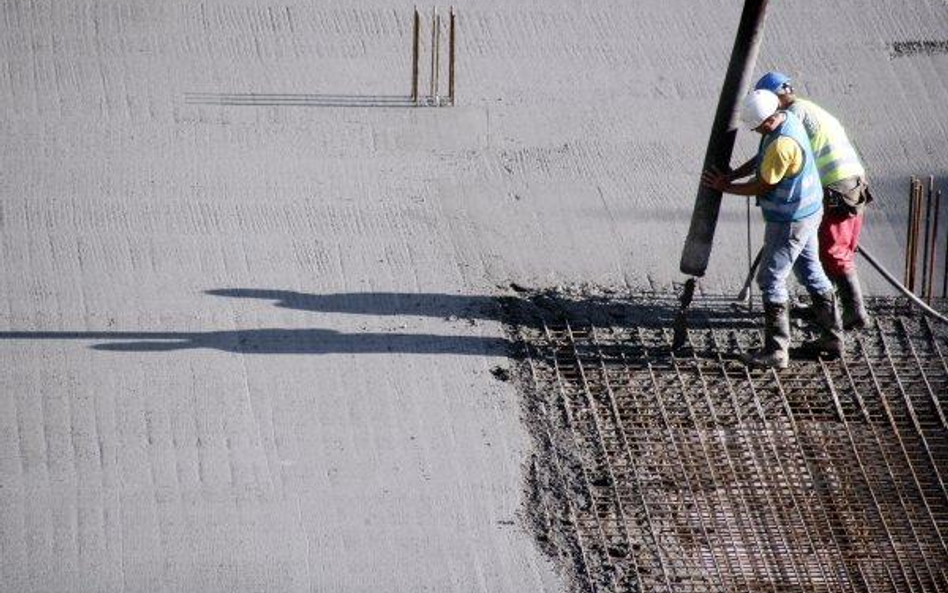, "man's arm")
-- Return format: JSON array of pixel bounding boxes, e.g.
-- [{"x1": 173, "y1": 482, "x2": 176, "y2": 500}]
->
[
  {"x1": 728, "y1": 157, "x2": 758, "y2": 181},
  {"x1": 700, "y1": 170, "x2": 773, "y2": 196},
  {"x1": 702, "y1": 136, "x2": 800, "y2": 197},
  {"x1": 699, "y1": 155, "x2": 763, "y2": 196}
]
